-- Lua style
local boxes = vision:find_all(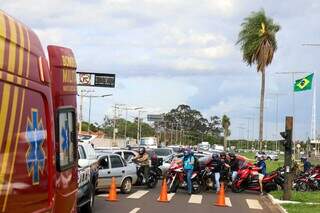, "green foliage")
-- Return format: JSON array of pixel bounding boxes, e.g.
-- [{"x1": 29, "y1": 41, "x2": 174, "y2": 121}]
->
[
  {"x1": 237, "y1": 9, "x2": 280, "y2": 71},
  {"x1": 156, "y1": 104, "x2": 224, "y2": 145},
  {"x1": 100, "y1": 116, "x2": 155, "y2": 139},
  {"x1": 271, "y1": 191, "x2": 320, "y2": 203},
  {"x1": 282, "y1": 204, "x2": 320, "y2": 213}
]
